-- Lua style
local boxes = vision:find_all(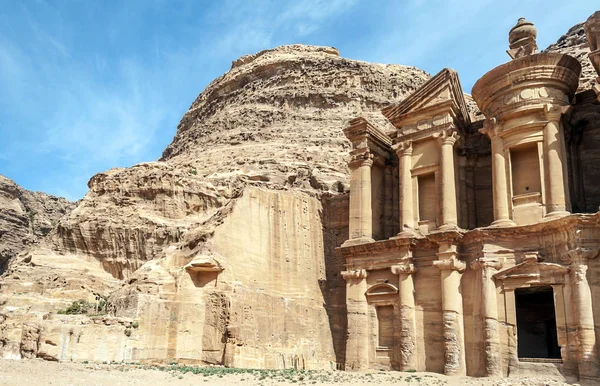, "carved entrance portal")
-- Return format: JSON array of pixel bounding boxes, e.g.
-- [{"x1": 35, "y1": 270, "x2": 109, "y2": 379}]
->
[{"x1": 514, "y1": 286, "x2": 561, "y2": 360}]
